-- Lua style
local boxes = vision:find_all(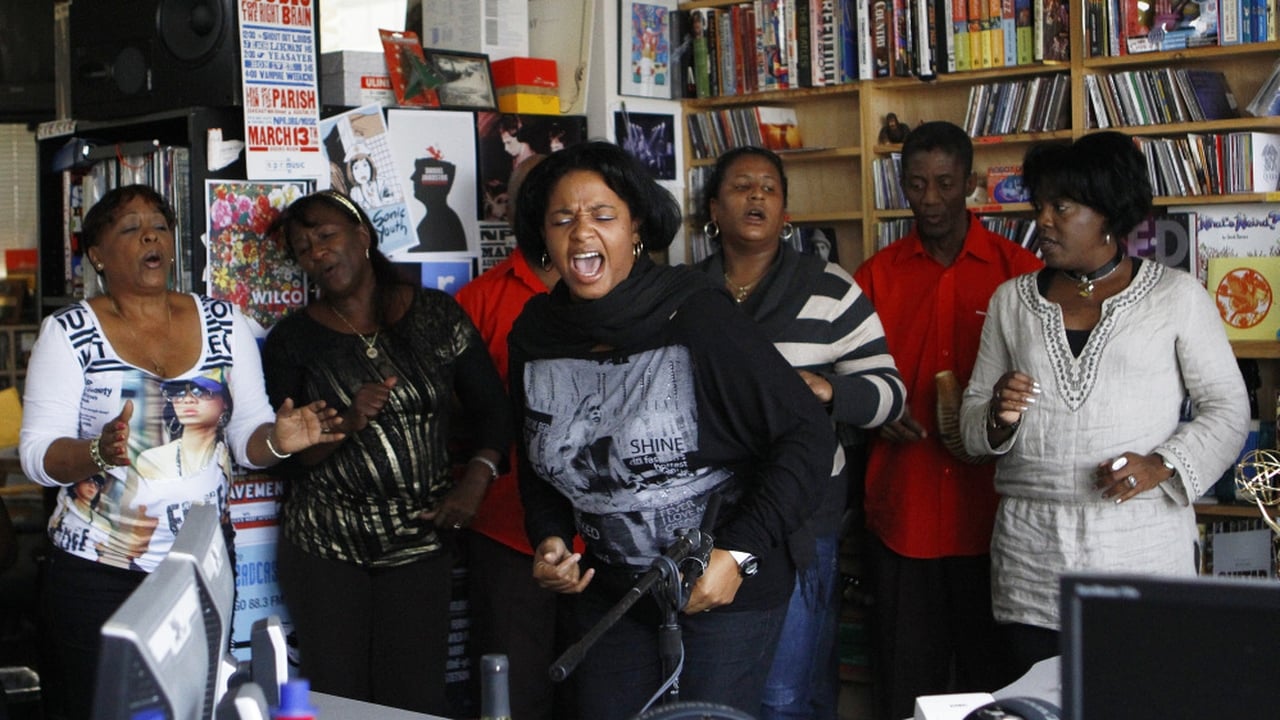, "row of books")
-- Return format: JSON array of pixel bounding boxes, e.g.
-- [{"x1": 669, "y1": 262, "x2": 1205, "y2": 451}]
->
[
  {"x1": 1134, "y1": 131, "x2": 1280, "y2": 197},
  {"x1": 1084, "y1": 68, "x2": 1239, "y2": 130},
  {"x1": 56, "y1": 140, "x2": 193, "y2": 300},
  {"x1": 872, "y1": 153, "x2": 908, "y2": 210},
  {"x1": 685, "y1": 106, "x2": 804, "y2": 160},
  {"x1": 681, "y1": 1, "x2": 862, "y2": 98},
  {"x1": 961, "y1": 73, "x2": 1071, "y2": 138},
  {"x1": 678, "y1": 0, "x2": 1069, "y2": 97},
  {"x1": 866, "y1": 0, "x2": 1070, "y2": 77},
  {"x1": 873, "y1": 215, "x2": 1037, "y2": 251},
  {"x1": 1086, "y1": 0, "x2": 1276, "y2": 57}
]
